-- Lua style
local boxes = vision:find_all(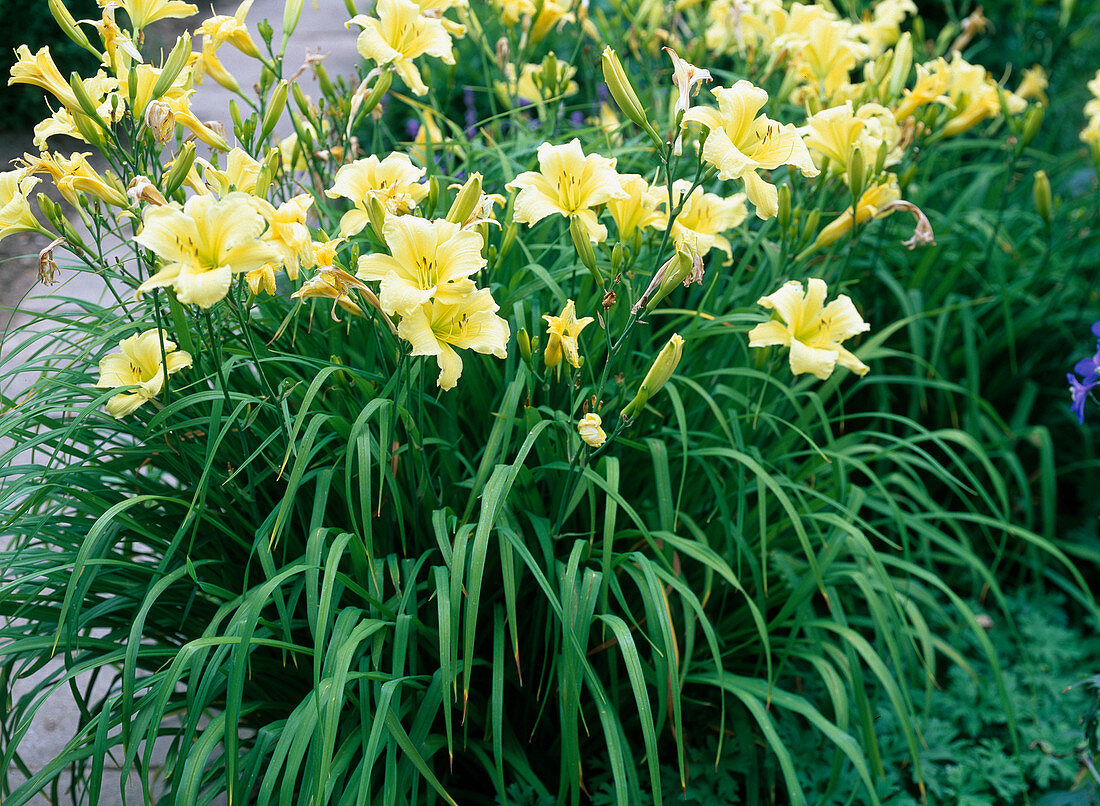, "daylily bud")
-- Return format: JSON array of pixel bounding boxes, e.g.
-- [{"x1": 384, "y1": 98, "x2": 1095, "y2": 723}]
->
[
  {"x1": 612, "y1": 242, "x2": 624, "y2": 273},
  {"x1": 282, "y1": 0, "x2": 306, "y2": 44},
  {"x1": 260, "y1": 80, "x2": 289, "y2": 142},
  {"x1": 517, "y1": 327, "x2": 532, "y2": 365},
  {"x1": 229, "y1": 100, "x2": 244, "y2": 132},
  {"x1": 847, "y1": 147, "x2": 866, "y2": 199},
  {"x1": 602, "y1": 47, "x2": 658, "y2": 143},
  {"x1": 48, "y1": 0, "x2": 101, "y2": 60},
  {"x1": 150, "y1": 33, "x2": 192, "y2": 104},
  {"x1": 777, "y1": 184, "x2": 791, "y2": 230},
  {"x1": 570, "y1": 215, "x2": 602, "y2": 285},
  {"x1": 887, "y1": 34, "x2": 913, "y2": 101},
  {"x1": 292, "y1": 82, "x2": 311, "y2": 116},
  {"x1": 1033, "y1": 170, "x2": 1052, "y2": 224},
  {"x1": 426, "y1": 175, "x2": 440, "y2": 218},
  {"x1": 643, "y1": 245, "x2": 696, "y2": 313},
  {"x1": 499, "y1": 221, "x2": 517, "y2": 261},
  {"x1": 874, "y1": 140, "x2": 889, "y2": 177},
  {"x1": 315, "y1": 63, "x2": 335, "y2": 100},
  {"x1": 446, "y1": 172, "x2": 482, "y2": 224},
  {"x1": 367, "y1": 196, "x2": 387, "y2": 241},
  {"x1": 70, "y1": 111, "x2": 108, "y2": 151},
  {"x1": 1020, "y1": 105, "x2": 1044, "y2": 151},
  {"x1": 68, "y1": 72, "x2": 106, "y2": 126},
  {"x1": 621, "y1": 333, "x2": 685, "y2": 419},
  {"x1": 355, "y1": 71, "x2": 392, "y2": 123},
  {"x1": 163, "y1": 142, "x2": 197, "y2": 197}
]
